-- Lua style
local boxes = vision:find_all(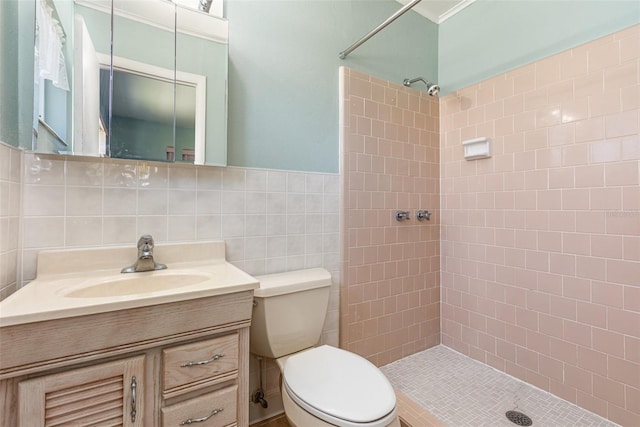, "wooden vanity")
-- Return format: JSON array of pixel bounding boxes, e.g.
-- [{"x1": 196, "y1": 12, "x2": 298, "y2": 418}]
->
[{"x1": 0, "y1": 241, "x2": 258, "y2": 426}]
